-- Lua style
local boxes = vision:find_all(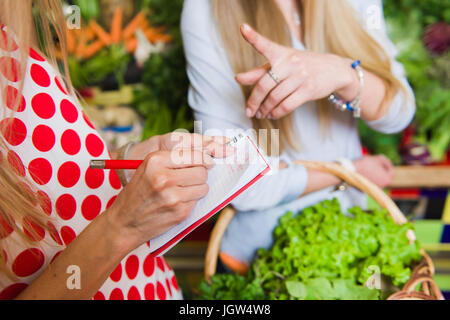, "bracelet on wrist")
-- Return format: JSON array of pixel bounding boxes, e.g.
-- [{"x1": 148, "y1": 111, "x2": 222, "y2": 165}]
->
[{"x1": 328, "y1": 60, "x2": 364, "y2": 118}]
